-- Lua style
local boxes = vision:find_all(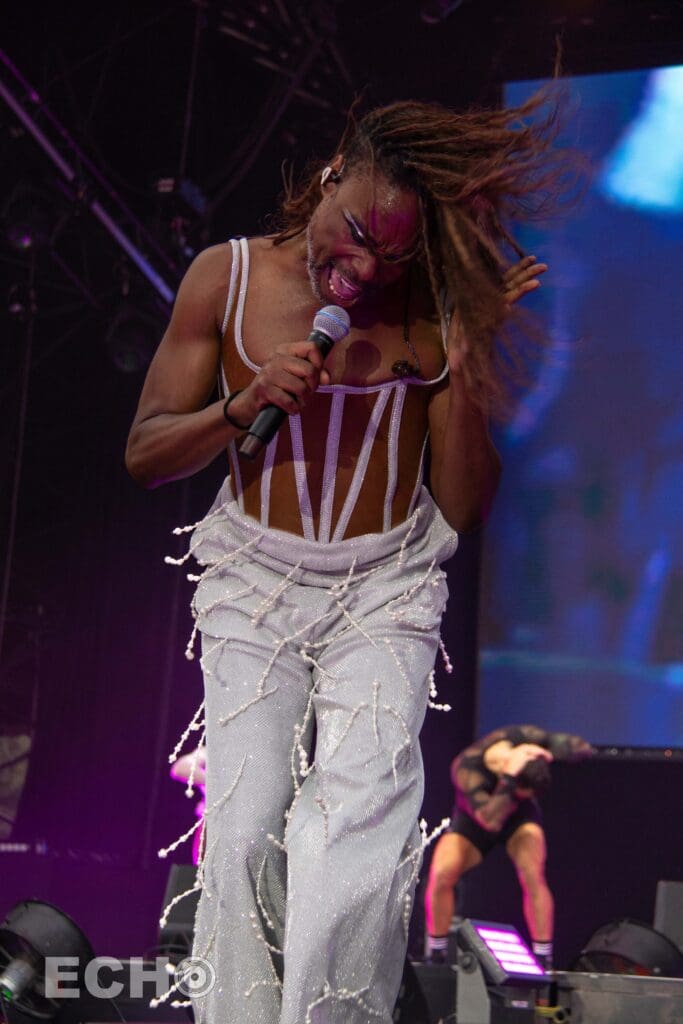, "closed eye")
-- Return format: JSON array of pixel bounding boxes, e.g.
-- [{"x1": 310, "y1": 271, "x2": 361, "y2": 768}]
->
[
  {"x1": 343, "y1": 209, "x2": 418, "y2": 264},
  {"x1": 343, "y1": 212, "x2": 365, "y2": 246}
]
